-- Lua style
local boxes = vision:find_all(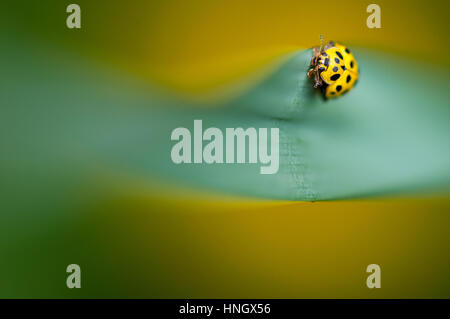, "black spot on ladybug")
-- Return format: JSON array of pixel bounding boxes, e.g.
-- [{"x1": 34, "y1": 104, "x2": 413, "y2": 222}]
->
[
  {"x1": 324, "y1": 58, "x2": 329, "y2": 66},
  {"x1": 322, "y1": 53, "x2": 327, "y2": 57},
  {"x1": 346, "y1": 75, "x2": 352, "y2": 83},
  {"x1": 333, "y1": 66, "x2": 338, "y2": 72},
  {"x1": 336, "y1": 85, "x2": 342, "y2": 92},
  {"x1": 330, "y1": 74, "x2": 340, "y2": 81},
  {"x1": 319, "y1": 67, "x2": 325, "y2": 73},
  {"x1": 350, "y1": 60, "x2": 354, "y2": 68},
  {"x1": 341, "y1": 65, "x2": 346, "y2": 71},
  {"x1": 336, "y1": 51, "x2": 343, "y2": 59},
  {"x1": 330, "y1": 91, "x2": 335, "y2": 95},
  {"x1": 345, "y1": 48, "x2": 351, "y2": 54},
  {"x1": 334, "y1": 57, "x2": 340, "y2": 64}
]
